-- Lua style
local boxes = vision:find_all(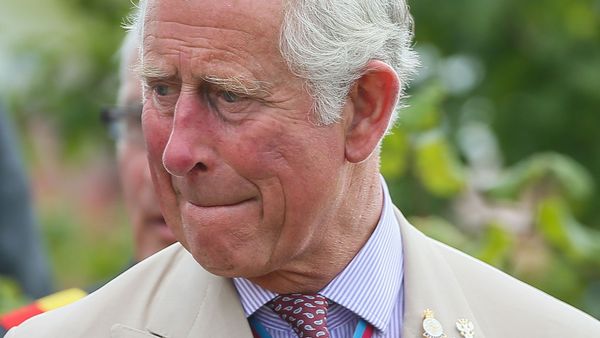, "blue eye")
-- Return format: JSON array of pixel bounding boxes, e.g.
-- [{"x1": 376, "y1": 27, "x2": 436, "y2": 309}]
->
[
  {"x1": 221, "y1": 91, "x2": 239, "y2": 103},
  {"x1": 155, "y1": 84, "x2": 170, "y2": 96},
  {"x1": 149, "y1": 83, "x2": 179, "y2": 114}
]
